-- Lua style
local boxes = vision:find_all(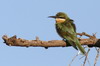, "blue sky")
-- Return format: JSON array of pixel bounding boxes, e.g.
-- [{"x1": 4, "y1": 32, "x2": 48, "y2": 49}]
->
[{"x1": 0, "y1": 0, "x2": 100, "y2": 66}]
